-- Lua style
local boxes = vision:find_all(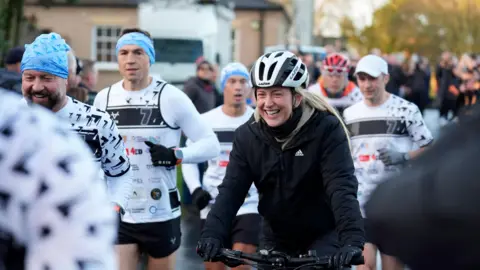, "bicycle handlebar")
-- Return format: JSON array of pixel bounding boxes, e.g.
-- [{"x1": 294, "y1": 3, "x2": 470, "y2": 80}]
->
[{"x1": 216, "y1": 248, "x2": 365, "y2": 269}]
